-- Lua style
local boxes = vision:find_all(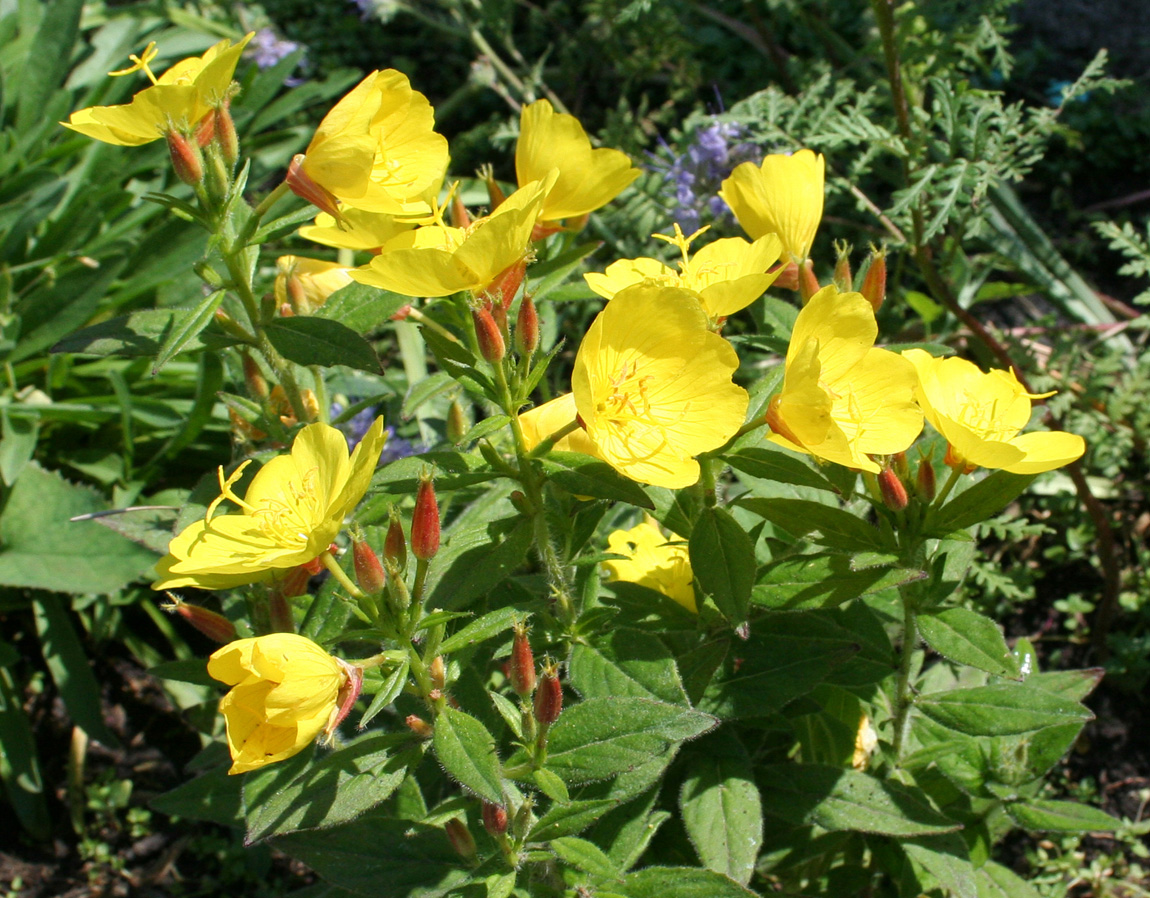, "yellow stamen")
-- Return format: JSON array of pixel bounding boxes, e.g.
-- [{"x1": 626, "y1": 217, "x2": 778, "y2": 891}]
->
[
  {"x1": 651, "y1": 223, "x2": 710, "y2": 274},
  {"x1": 108, "y1": 41, "x2": 160, "y2": 85}
]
